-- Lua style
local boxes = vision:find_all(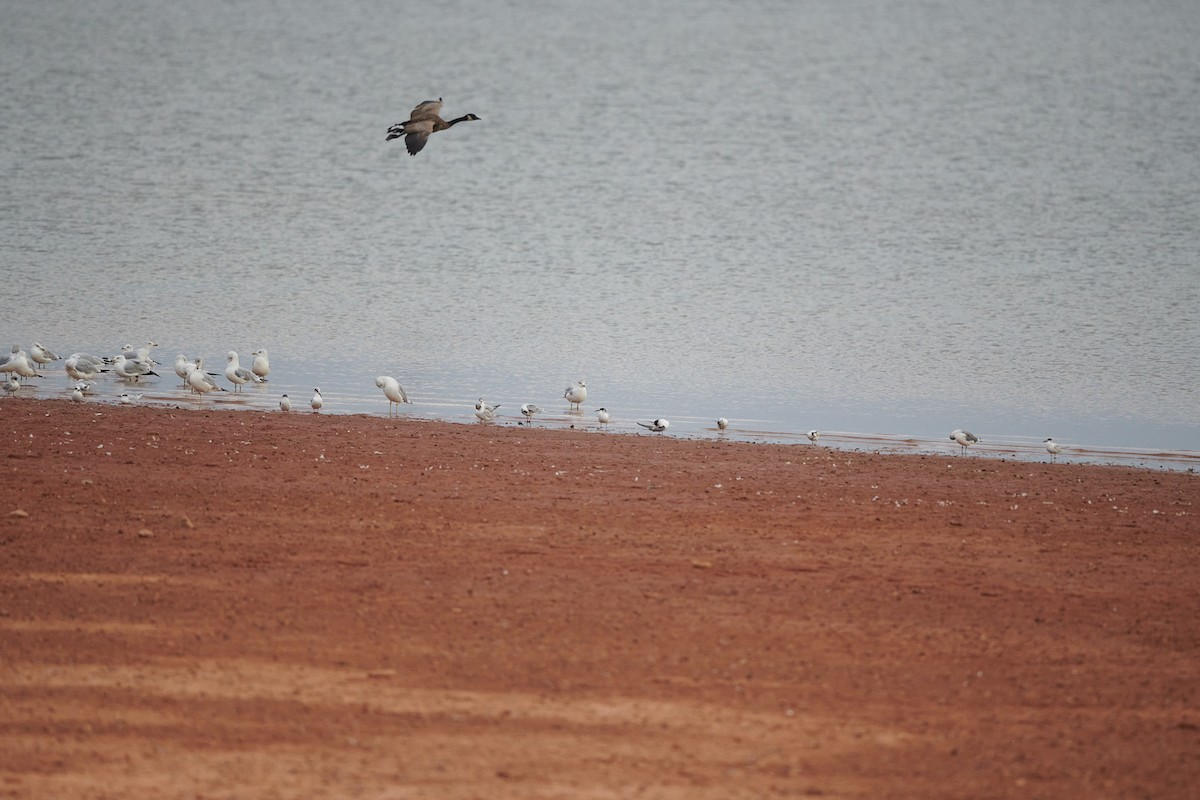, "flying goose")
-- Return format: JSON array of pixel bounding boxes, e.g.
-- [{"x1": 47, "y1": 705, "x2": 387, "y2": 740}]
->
[{"x1": 386, "y1": 98, "x2": 481, "y2": 156}]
